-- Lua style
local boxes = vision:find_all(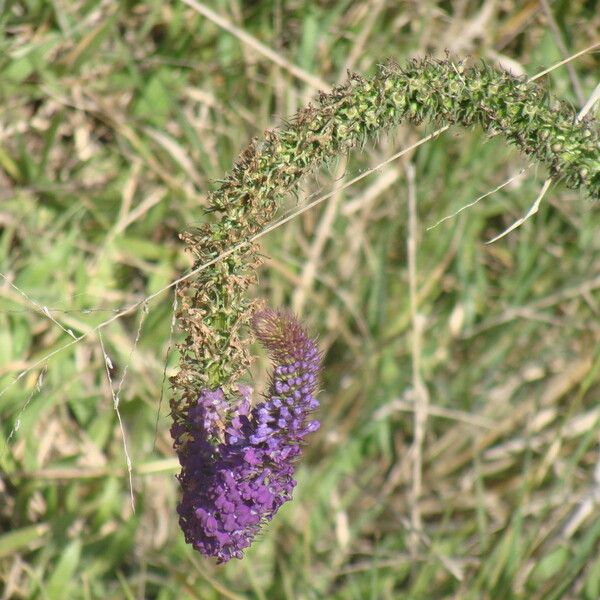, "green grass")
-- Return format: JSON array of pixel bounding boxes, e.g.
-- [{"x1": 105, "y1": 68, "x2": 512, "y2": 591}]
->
[{"x1": 1, "y1": 1, "x2": 600, "y2": 598}]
